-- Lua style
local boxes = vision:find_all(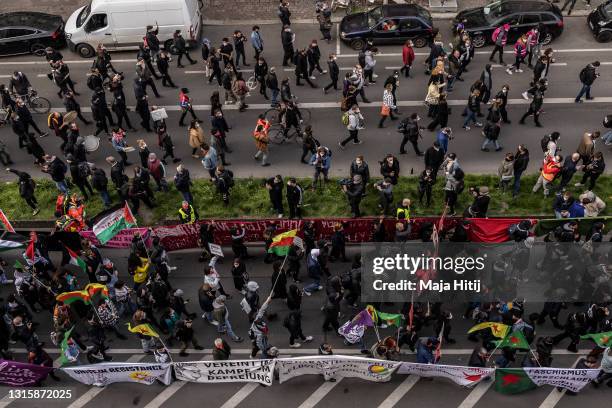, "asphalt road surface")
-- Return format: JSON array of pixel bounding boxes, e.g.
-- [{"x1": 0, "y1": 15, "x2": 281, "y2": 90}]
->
[
  {"x1": 0, "y1": 17, "x2": 611, "y2": 183},
  {"x1": 0, "y1": 246, "x2": 607, "y2": 408}
]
